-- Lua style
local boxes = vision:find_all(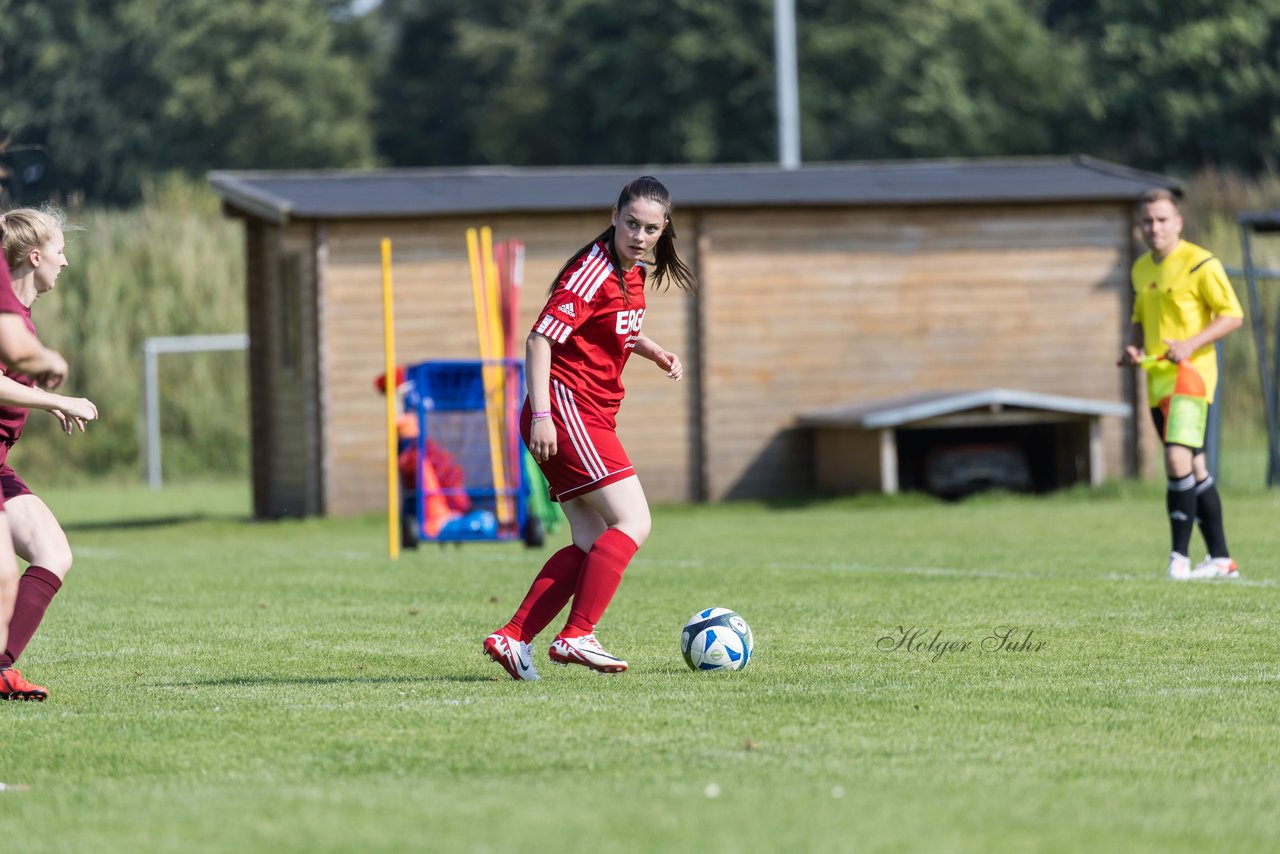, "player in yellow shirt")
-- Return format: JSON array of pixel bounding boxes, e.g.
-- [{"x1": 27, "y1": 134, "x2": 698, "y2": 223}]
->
[{"x1": 1120, "y1": 189, "x2": 1244, "y2": 580}]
